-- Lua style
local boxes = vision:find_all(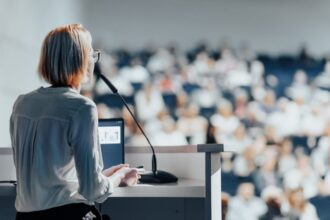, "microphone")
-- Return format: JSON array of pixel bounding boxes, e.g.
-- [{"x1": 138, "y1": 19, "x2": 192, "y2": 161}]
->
[{"x1": 95, "y1": 71, "x2": 178, "y2": 183}]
